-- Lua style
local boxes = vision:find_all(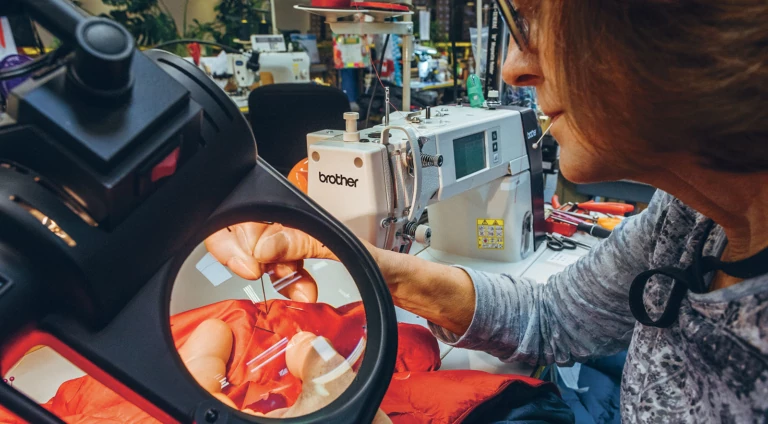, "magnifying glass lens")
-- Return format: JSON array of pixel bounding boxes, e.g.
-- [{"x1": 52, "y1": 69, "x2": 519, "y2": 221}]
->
[{"x1": 171, "y1": 221, "x2": 367, "y2": 418}]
